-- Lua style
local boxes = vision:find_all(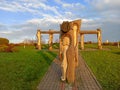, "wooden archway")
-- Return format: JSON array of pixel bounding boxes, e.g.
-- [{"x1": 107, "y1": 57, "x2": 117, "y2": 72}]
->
[
  {"x1": 36, "y1": 29, "x2": 102, "y2": 50},
  {"x1": 36, "y1": 29, "x2": 59, "y2": 50},
  {"x1": 80, "y1": 29, "x2": 102, "y2": 50}
]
